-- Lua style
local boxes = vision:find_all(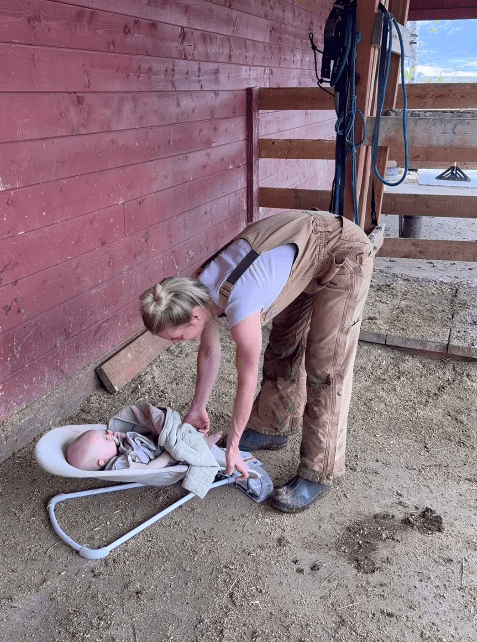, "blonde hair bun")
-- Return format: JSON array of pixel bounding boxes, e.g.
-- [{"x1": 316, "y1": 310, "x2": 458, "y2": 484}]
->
[
  {"x1": 153, "y1": 283, "x2": 165, "y2": 303},
  {"x1": 139, "y1": 277, "x2": 212, "y2": 335}
]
